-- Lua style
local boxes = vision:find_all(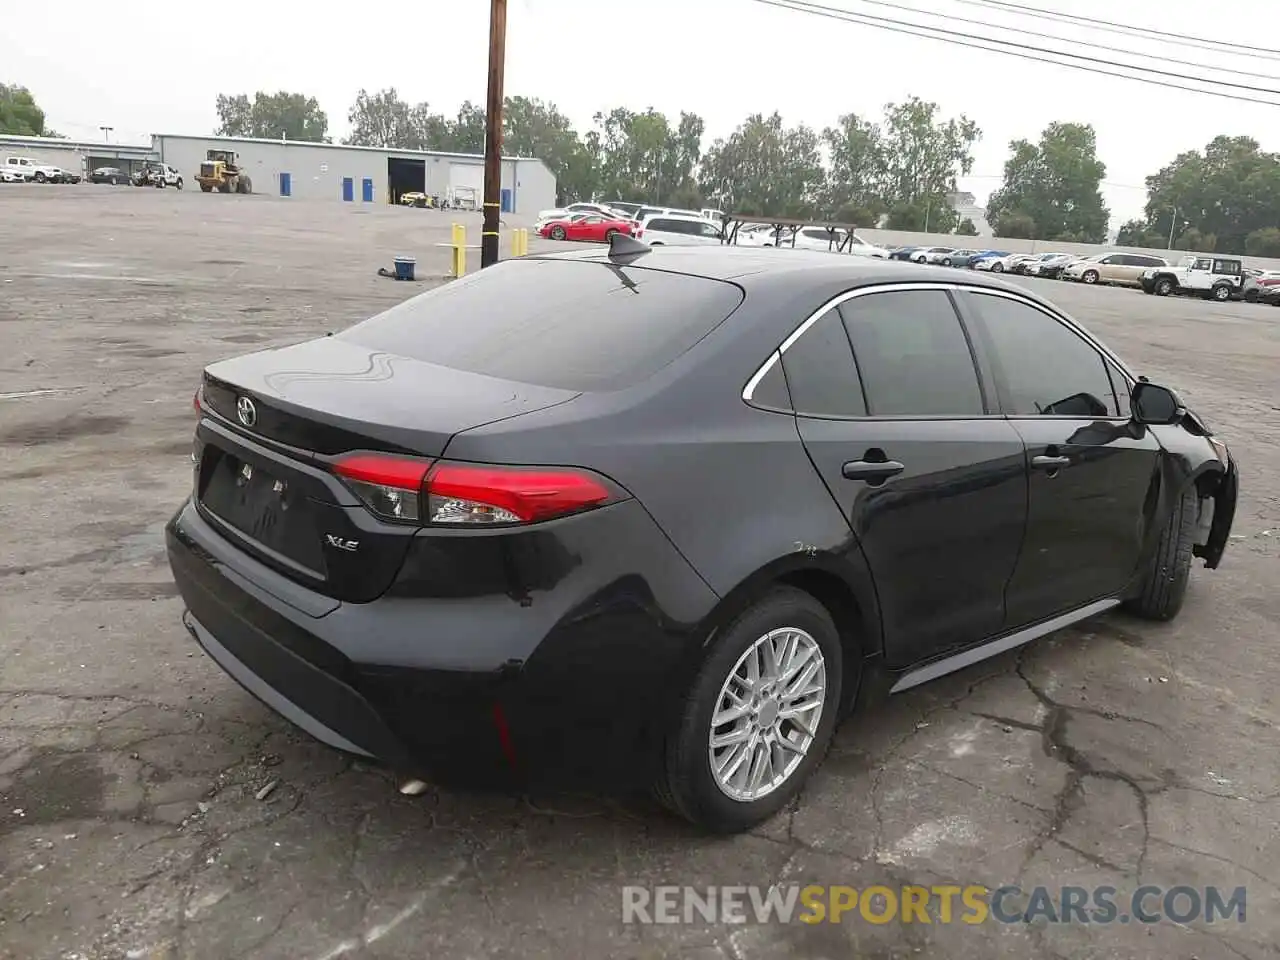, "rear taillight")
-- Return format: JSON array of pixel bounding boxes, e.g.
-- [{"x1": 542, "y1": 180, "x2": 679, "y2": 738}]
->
[
  {"x1": 333, "y1": 453, "x2": 431, "y2": 522},
  {"x1": 332, "y1": 454, "x2": 617, "y2": 526}
]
